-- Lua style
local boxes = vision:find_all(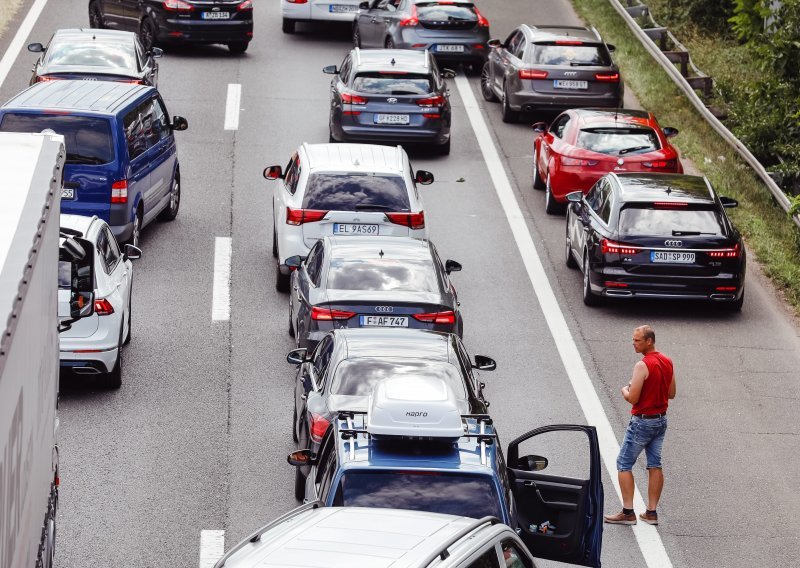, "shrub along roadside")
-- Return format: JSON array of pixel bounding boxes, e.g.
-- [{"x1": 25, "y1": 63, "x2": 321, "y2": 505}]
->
[{"x1": 571, "y1": 0, "x2": 800, "y2": 315}]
